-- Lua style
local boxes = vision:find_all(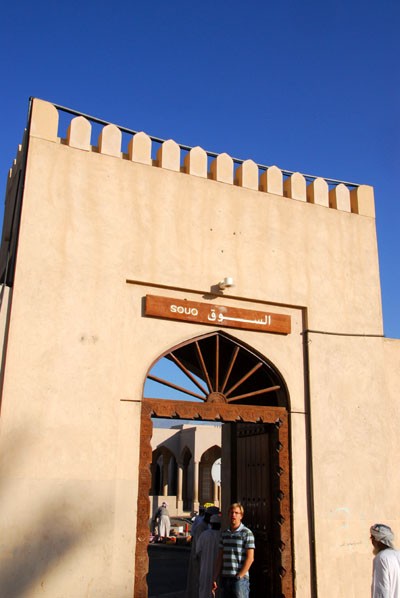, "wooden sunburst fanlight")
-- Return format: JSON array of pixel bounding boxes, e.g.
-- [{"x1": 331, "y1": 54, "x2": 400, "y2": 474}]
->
[{"x1": 144, "y1": 331, "x2": 287, "y2": 407}]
